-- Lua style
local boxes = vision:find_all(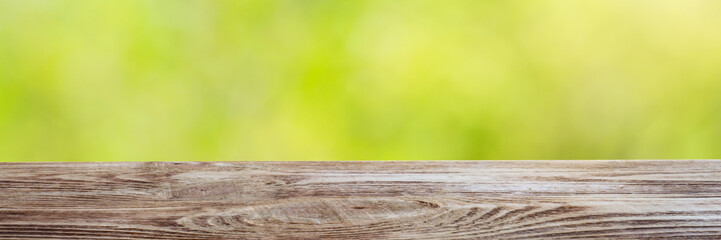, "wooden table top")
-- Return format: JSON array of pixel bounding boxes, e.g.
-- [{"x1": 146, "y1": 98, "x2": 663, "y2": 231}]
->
[{"x1": 1, "y1": 160, "x2": 720, "y2": 239}]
